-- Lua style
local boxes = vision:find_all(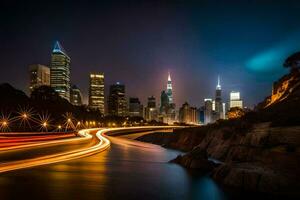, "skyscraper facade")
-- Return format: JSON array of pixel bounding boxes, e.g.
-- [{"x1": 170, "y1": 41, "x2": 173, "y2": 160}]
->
[
  {"x1": 144, "y1": 96, "x2": 158, "y2": 121},
  {"x1": 147, "y1": 96, "x2": 156, "y2": 108},
  {"x1": 179, "y1": 102, "x2": 190, "y2": 124},
  {"x1": 166, "y1": 72, "x2": 173, "y2": 104},
  {"x1": 158, "y1": 72, "x2": 177, "y2": 124},
  {"x1": 70, "y1": 85, "x2": 82, "y2": 106},
  {"x1": 129, "y1": 97, "x2": 143, "y2": 117},
  {"x1": 88, "y1": 73, "x2": 105, "y2": 114},
  {"x1": 179, "y1": 102, "x2": 199, "y2": 124},
  {"x1": 215, "y1": 76, "x2": 222, "y2": 118},
  {"x1": 204, "y1": 98, "x2": 213, "y2": 124},
  {"x1": 29, "y1": 64, "x2": 50, "y2": 93},
  {"x1": 108, "y1": 82, "x2": 127, "y2": 116},
  {"x1": 160, "y1": 90, "x2": 169, "y2": 114},
  {"x1": 50, "y1": 41, "x2": 71, "y2": 101},
  {"x1": 229, "y1": 91, "x2": 243, "y2": 109}
]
